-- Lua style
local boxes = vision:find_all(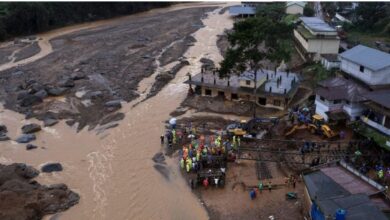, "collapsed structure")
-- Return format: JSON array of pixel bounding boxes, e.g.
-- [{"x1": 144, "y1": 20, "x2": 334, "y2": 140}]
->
[{"x1": 185, "y1": 69, "x2": 300, "y2": 110}]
